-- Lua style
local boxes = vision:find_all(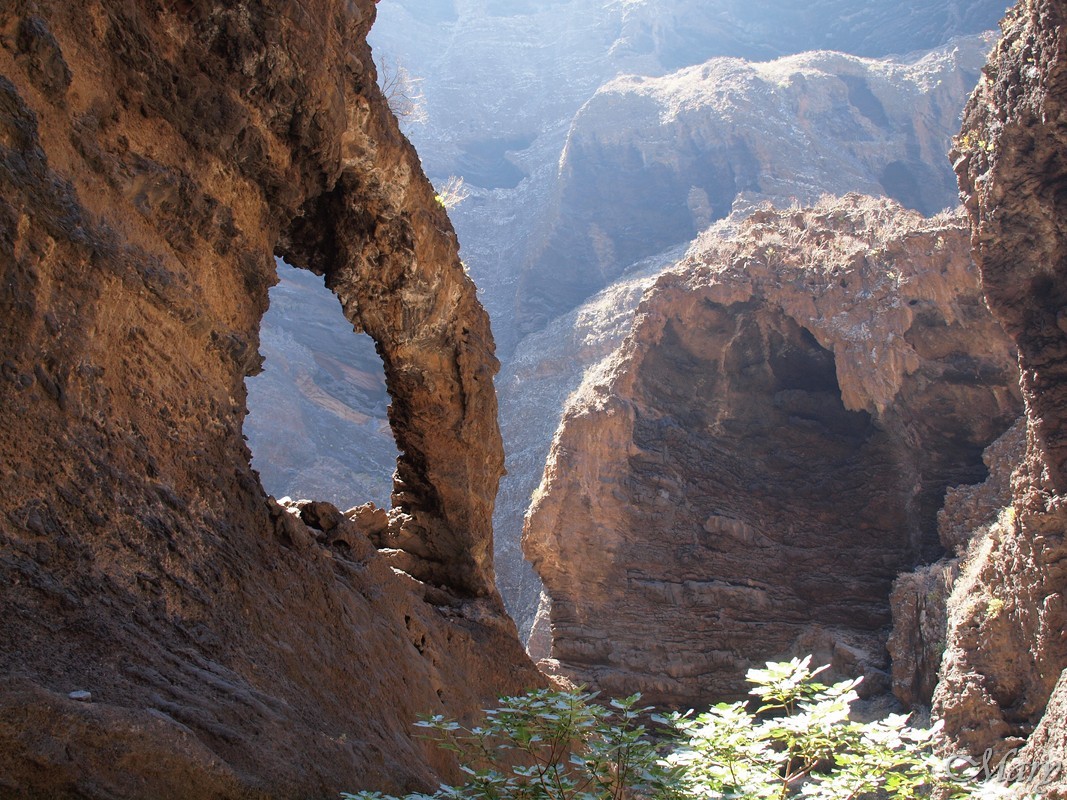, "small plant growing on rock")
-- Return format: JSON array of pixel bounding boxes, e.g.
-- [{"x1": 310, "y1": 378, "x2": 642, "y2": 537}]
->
[
  {"x1": 343, "y1": 657, "x2": 978, "y2": 800},
  {"x1": 435, "y1": 175, "x2": 469, "y2": 210},
  {"x1": 378, "y1": 55, "x2": 427, "y2": 124}
]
